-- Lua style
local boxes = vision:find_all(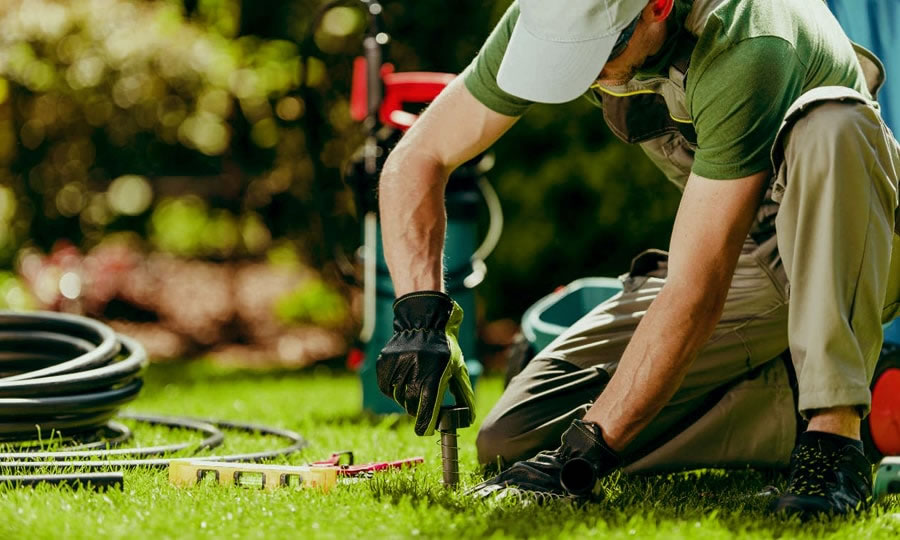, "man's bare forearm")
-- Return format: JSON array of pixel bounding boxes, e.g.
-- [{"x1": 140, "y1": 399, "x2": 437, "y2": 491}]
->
[
  {"x1": 375, "y1": 80, "x2": 519, "y2": 297},
  {"x1": 378, "y1": 146, "x2": 449, "y2": 296},
  {"x1": 583, "y1": 170, "x2": 769, "y2": 453},
  {"x1": 582, "y1": 277, "x2": 729, "y2": 452}
]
